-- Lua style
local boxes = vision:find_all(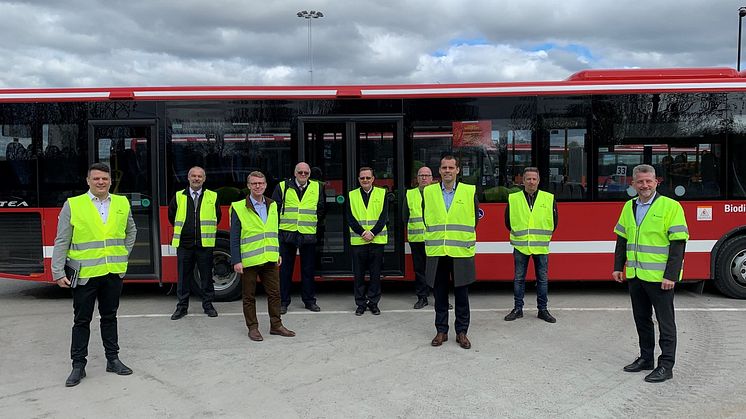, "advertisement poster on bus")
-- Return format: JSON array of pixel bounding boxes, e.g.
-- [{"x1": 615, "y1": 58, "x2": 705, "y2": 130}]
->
[{"x1": 452, "y1": 120, "x2": 493, "y2": 149}]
